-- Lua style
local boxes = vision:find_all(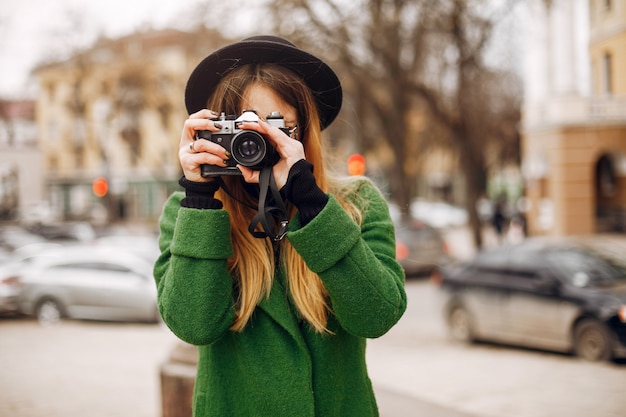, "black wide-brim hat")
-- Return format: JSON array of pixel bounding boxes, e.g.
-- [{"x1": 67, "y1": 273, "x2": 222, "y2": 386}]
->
[{"x1": 184, "y1": 35, "x2": 342, "y2": 130}]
